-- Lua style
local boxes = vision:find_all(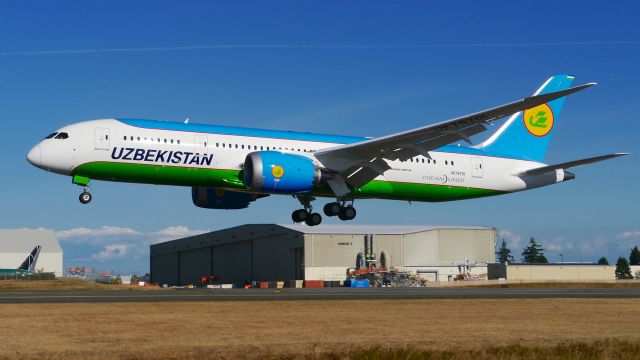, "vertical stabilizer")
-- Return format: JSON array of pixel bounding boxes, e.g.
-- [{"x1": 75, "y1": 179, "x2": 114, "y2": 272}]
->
[
  {"x1": 480, "y1": 74, "x2": 575, "y2": 162},
  {"x1": 18, "y1": 246, "x2": 41, "y2": 272}
]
